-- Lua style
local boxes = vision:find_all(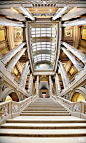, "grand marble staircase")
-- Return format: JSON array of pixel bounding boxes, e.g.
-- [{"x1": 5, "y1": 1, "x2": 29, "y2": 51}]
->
[{"x1": 0, "y1": 98, "x2": 86, "y2": 143}]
